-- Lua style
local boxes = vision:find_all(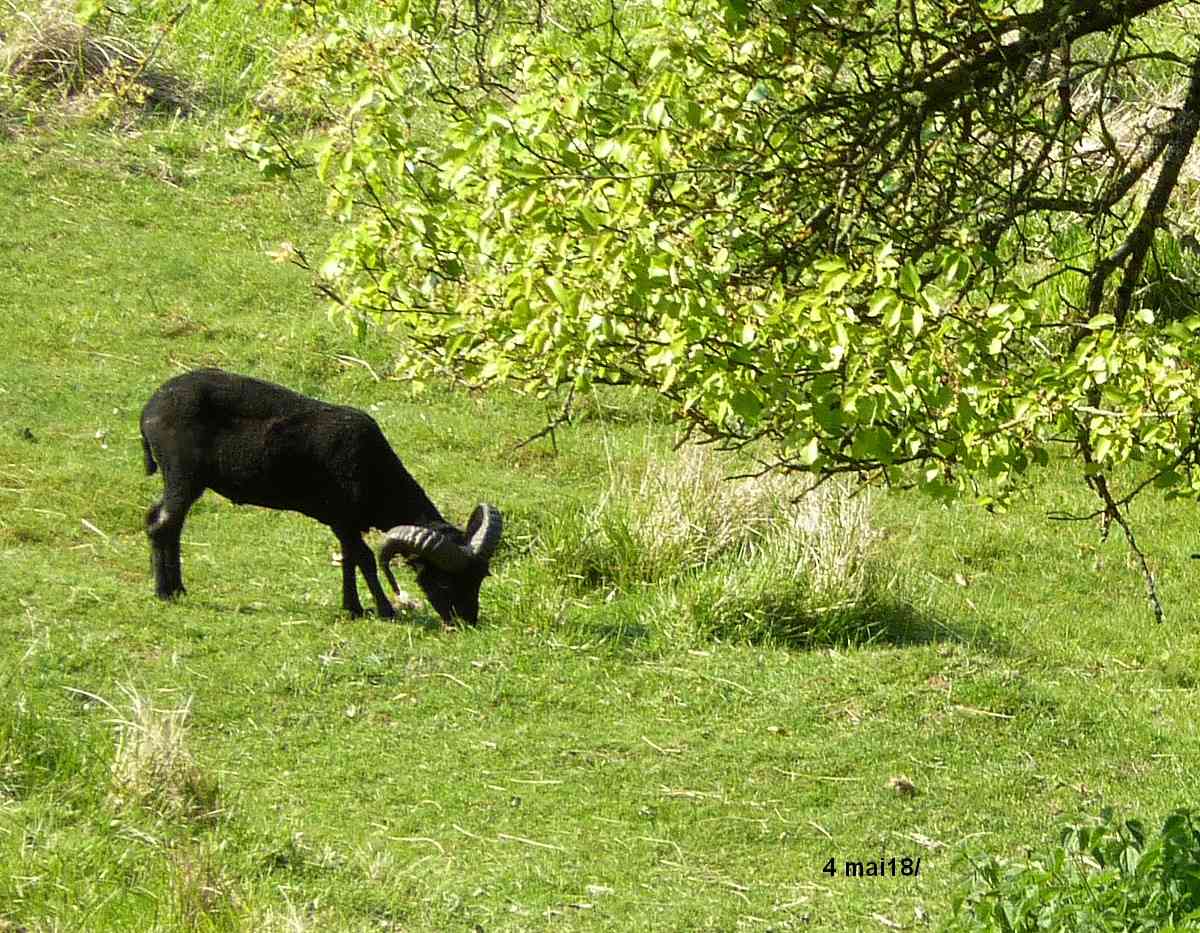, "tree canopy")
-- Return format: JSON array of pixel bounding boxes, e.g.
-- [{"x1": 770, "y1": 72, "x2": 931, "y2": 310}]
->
[{"x1": 242, "y1": 0, "x2": 1200, "y2": 618}]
